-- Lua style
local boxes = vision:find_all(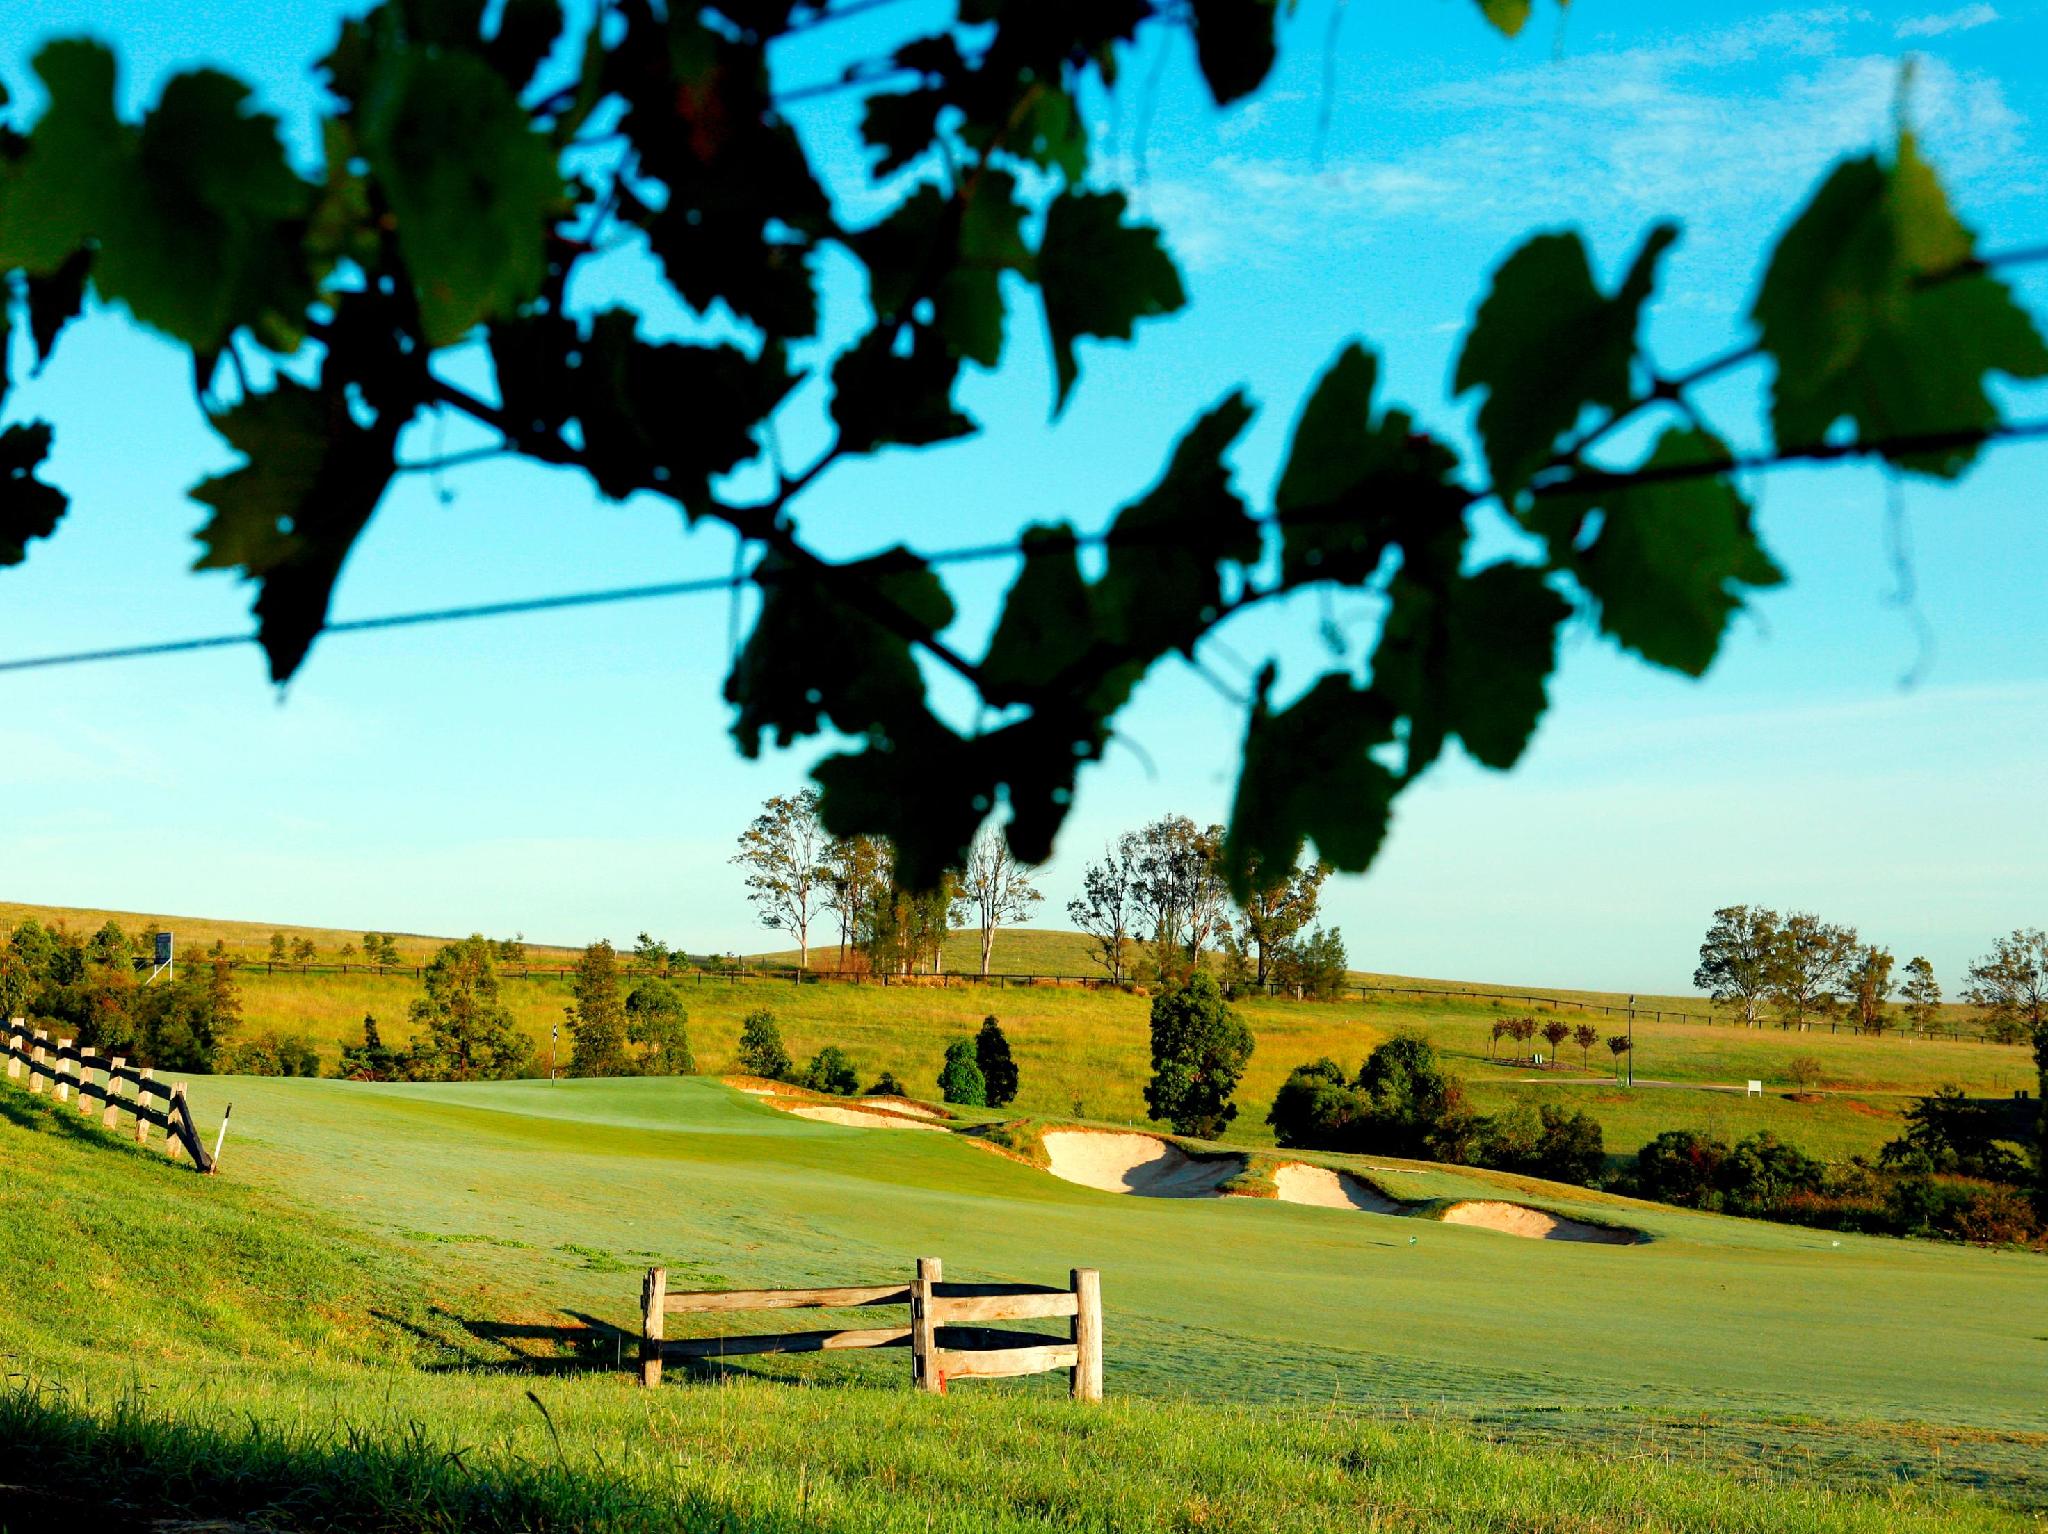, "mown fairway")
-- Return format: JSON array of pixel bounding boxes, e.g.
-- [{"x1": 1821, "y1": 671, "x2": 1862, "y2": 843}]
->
[
  {"x1": 220, "y1": 964, "x2": 2033, "y2": 1161},
  {"x1": 7, "y1": 1069, "x2": 2047, "y2": 1529}
]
